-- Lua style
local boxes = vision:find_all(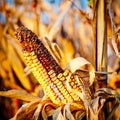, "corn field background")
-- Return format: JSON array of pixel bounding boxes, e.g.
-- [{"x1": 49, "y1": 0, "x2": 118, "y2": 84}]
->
[{"x1": 0, "y1": 0, "x2": 120, "y2": 120}]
